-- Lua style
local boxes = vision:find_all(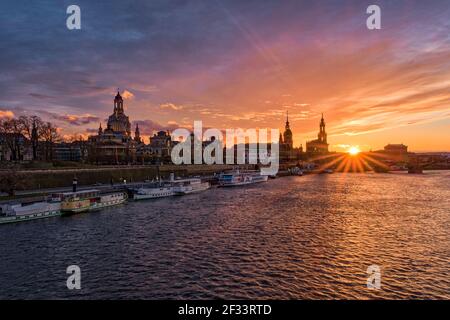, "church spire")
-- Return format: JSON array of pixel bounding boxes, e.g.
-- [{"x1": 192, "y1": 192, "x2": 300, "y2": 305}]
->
[
  {"x1": 282, "y1": 110, "x2": 293, "y2": 149},
  {"x1": 134, "y1": 123, "x2": 141, "y2": 143},
  {"x1": 285, "y1": 110, "x2": 290, "y2": 129},
  {"x1": 98, "y1": 123, "x2": 103, "y2": 135},
  {"x1": 318, "y1": 113, "x2": 327, "y2": 143}
]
